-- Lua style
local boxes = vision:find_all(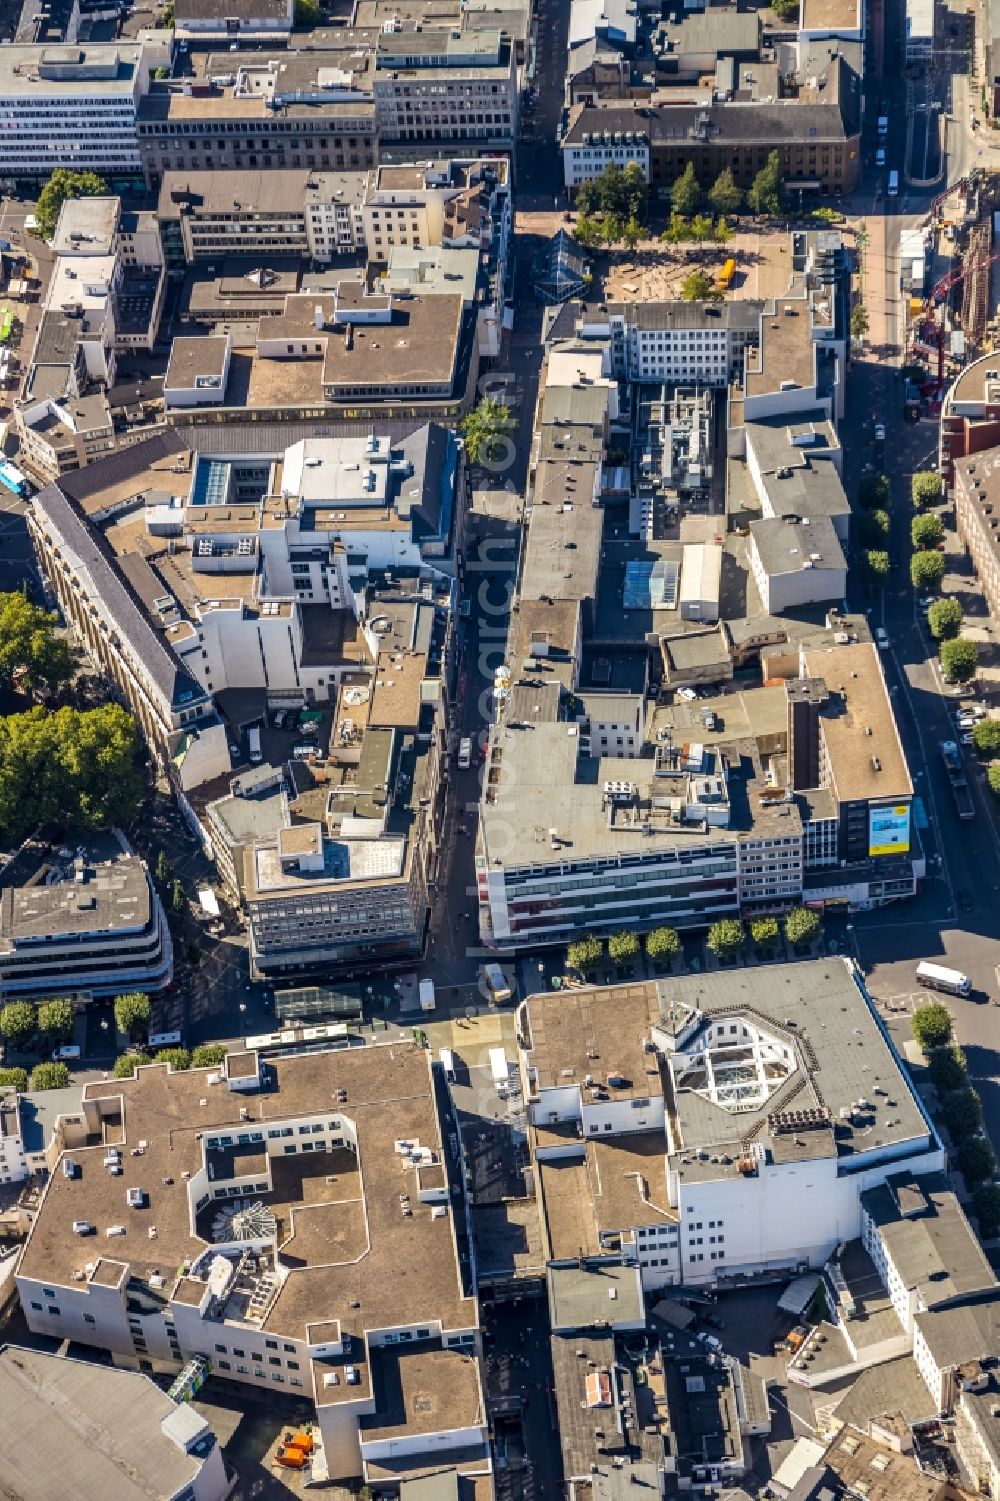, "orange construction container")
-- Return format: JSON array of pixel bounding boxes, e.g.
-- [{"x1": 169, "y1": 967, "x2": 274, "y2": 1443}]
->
[
  {"x1": 276, "y1": 1446, "x2": 307, "y2": 1470},
  {"x1": 289, "y1": 1432, "x2": 314, "y2": 1455}
]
